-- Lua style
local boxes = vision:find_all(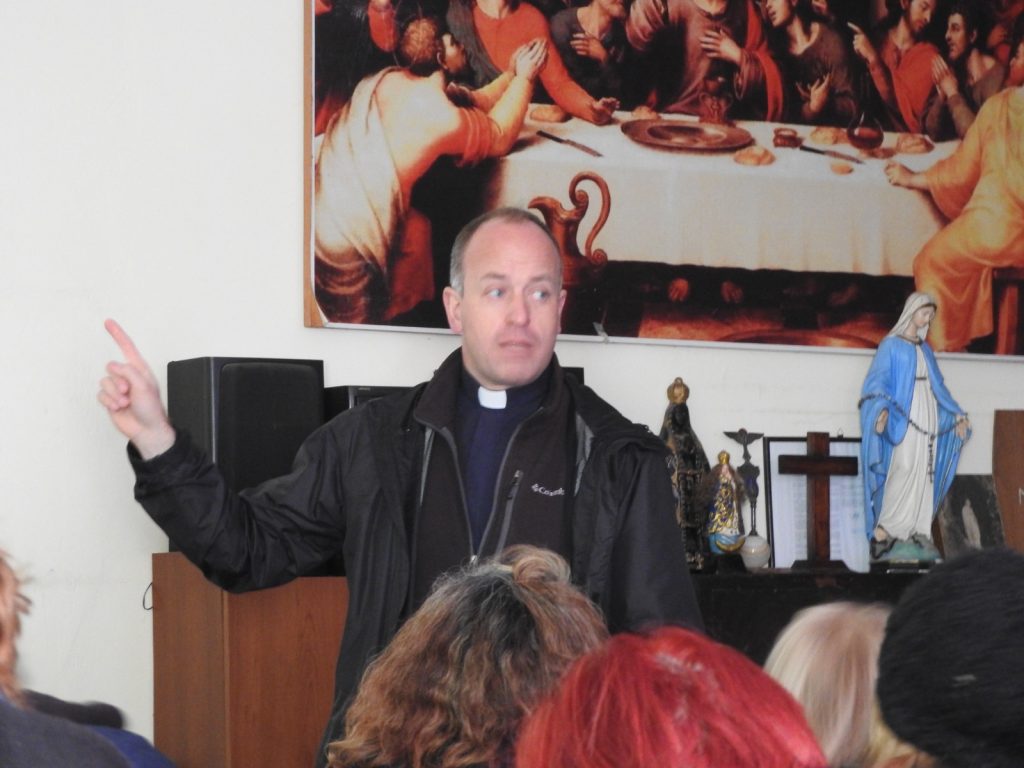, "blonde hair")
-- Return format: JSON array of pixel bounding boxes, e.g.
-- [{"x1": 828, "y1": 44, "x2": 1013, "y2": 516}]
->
[
  {"x1": 764, "y1": 602, "x2": 921, "y2": 768},
  {"x1": 0, "y1": 550, "x2": 30, "y2": 704}
]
